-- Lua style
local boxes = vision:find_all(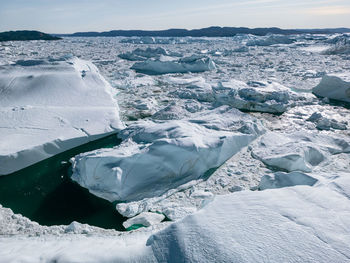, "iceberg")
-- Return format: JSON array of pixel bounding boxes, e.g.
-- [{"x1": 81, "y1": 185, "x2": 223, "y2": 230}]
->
[
  {"x1": 313, "y1": 74, "x2": 350, "y2": 103},
  {"x1": 118, "y1": 47, "x2": 169, "y2": 61},
  {"x1": 259, "y1": 171, "x2": 318, "y2": 190},
  {"x1": 130, "y1": 55, "x2": 216, "y2": 75},
  {"x1": 0, "y1": 57, "x2": 124, "y2": 175},
  {"x1": 148, "y1": 186, "x2": 350, "y2": 262},
  {"x1": 214, "y1": 80, "x2": 306, "y2": 113},
  {"x1": 71, "y1": 106, "x2": 264, "y2": 202},
  {"x1": 246, "y1": 35, "x2": 295, "y2": 46},
  {"x1": 323, "y1": 36, "x2": 350, "y2": 55},
  {"x1": 251, "y1": 131, "x2": 350, "y2": 172}
]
